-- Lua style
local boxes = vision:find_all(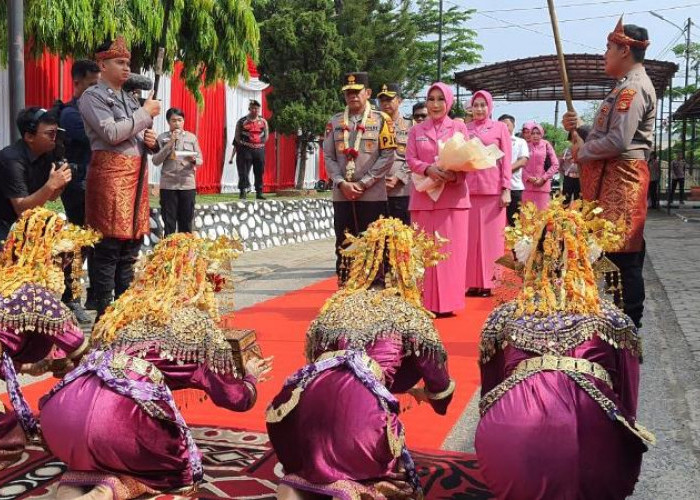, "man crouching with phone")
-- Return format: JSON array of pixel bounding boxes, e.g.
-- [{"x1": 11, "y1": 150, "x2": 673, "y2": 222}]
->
[{"x1": 0, "y1": 107, "x2": 72, "y2": 241}]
